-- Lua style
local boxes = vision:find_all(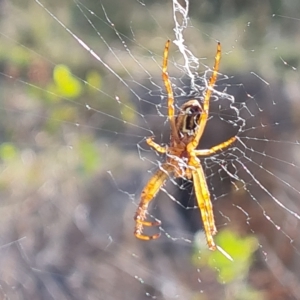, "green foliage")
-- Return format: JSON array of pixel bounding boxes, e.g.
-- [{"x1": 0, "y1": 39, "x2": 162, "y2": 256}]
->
[
  {"x1": 46, "y1": 105, "x2": 78, "y2": 133},
  {"x1": 9, "y1": 46, "x2": 31, "y2": 66},
  {"x1": 86, "y1": 70, "x2": 102, "y2": 94},
  {"x1": 194, "y1": 229, "x2": 258, "y2": 283},
  {"x1": 120, "y1": 103, "x2": 136, "y2": 124},
  {"x1": 0, "y1": 143, "x2": 18, "y2": 161},
  {"x1": 192, "y1": 229, "x2": 261, "y2": 299},
  {"x1": 52, "y1": 64, "x2": 82, "y2": 99},
  {"x1": 77, "y1": 137, "x2": 100, "y2": 175},
  {"x1": 208, "y1": 230, "x2": 258, "y2": 283}
]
